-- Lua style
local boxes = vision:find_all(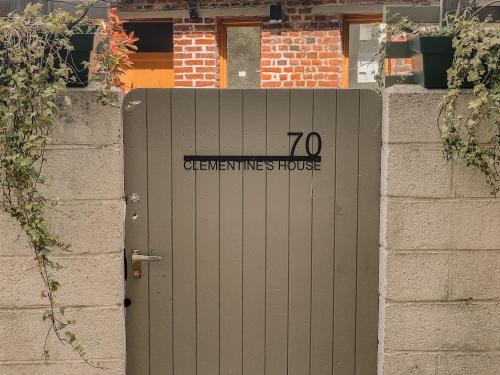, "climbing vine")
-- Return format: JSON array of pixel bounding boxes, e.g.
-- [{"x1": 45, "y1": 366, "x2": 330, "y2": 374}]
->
[
  {"x1": 438, "y1": 10, "x2": 499, "y2": 194},
  {"x1": 378, "y1": 7, "x2": 499, "y2": 194},
  {"x1": 0, "y1": 3, "x2": 135, "y2": 366}
]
